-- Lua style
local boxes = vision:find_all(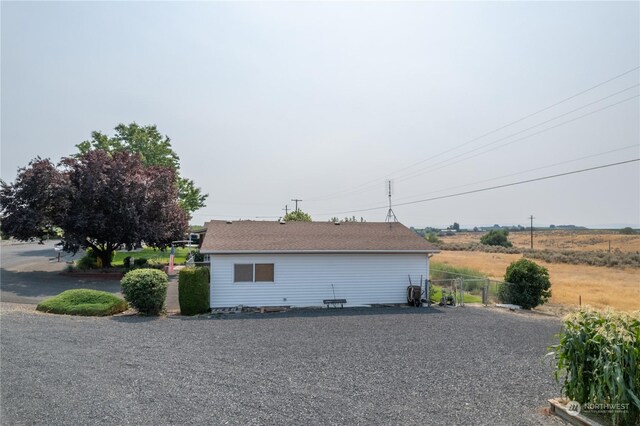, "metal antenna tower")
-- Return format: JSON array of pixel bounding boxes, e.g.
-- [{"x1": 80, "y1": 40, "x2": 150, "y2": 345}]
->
[{"x1": 385, "y1": 180, "x2": 398, "y2": 223}]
